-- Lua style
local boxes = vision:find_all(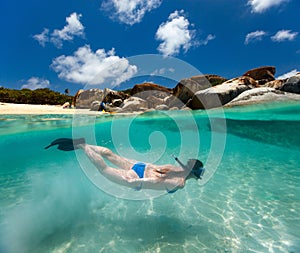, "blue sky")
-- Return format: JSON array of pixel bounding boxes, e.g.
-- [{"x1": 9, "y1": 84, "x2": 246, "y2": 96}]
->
[{"x1": 0, "y1": 0, "x2": 299, "y2": 94}]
